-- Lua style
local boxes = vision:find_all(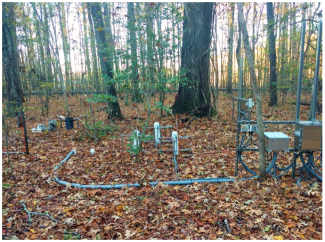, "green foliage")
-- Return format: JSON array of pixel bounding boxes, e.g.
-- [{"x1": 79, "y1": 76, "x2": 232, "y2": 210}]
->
[
  {"x1": 2, "y1": 183, "x2": 11, "y2": 189},
  {"x1": 63, "y1": 232, "x2": 80, "y2": 240},
  {"x1": 85, "y1": 121, "x2": 116, "y2": 140},
  {"x1": 39, "y1": 81, "x2": 54, "y2": 90},
  {"x1": 154, "y1": 101, "x2": 172, "y2": 115},
  {"x1": 126, "y1": 131, "x2": 154, "y2": 157},
  {"x1": 86, "y1": 94, "x2": 118, "y2": 104},
  {"x1": 102, "y1": 74, "x2": 118, "y2": 86}
]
